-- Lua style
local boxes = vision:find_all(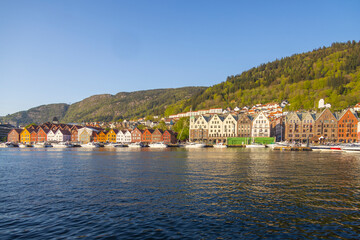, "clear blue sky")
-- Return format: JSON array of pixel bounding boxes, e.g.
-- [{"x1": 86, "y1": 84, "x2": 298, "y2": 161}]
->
[{"x1": 0, "y1": 0, "x2": 359, "y2": 116}]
